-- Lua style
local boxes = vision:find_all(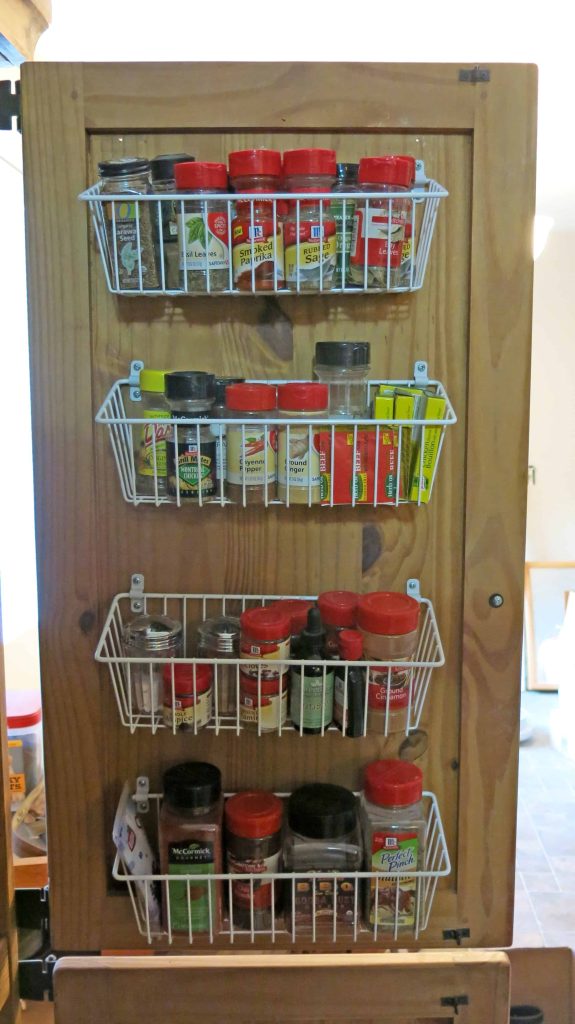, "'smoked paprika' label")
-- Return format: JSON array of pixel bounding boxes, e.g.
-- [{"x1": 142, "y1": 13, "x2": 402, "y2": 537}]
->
[
  {"x1": 232, "y1": 215, "x2": 284, "y2": 286},
  {"x1": 240, "y1": 636, "x2": 290, "y2": 680},
  {"x1": 369, "y1": 831, "x2": 419, "y2": 928},
  {"x1": 178, "y1": 210, "x2": 230, "y2": 271}
]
